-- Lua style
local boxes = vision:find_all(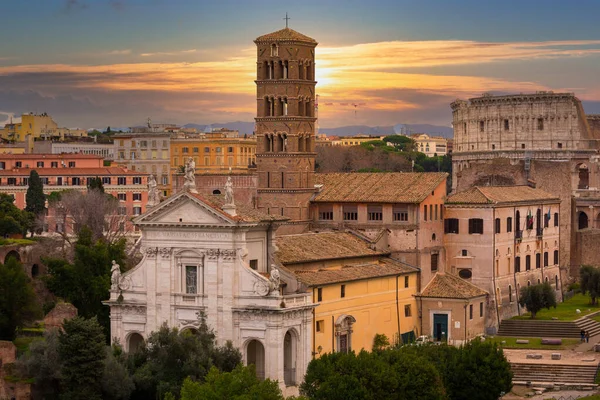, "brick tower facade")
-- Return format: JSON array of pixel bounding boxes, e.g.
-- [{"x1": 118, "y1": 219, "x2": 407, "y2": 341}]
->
[{"x1": 254, "y1": 27, "x2": 318, "y2": 231}]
